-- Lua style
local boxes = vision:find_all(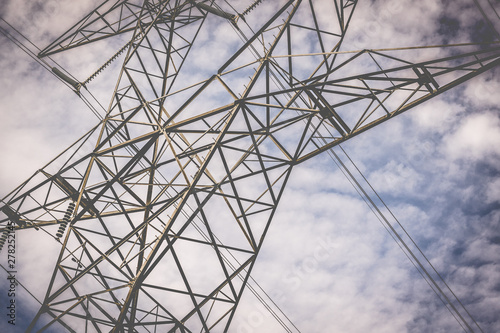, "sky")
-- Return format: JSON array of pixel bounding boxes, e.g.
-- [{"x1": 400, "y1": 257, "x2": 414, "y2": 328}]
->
[{"x1": 1, "y1": 0, "x2": 500, "y2": 332}]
